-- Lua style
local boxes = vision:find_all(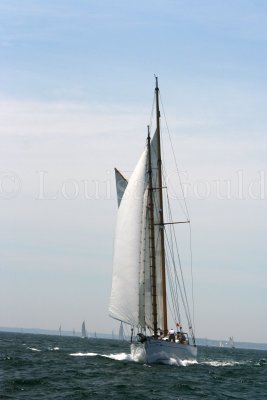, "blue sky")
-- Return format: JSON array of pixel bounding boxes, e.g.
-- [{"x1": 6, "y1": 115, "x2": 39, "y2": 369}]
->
[{"x1": 0, "y1": 0, "x2": 266, "y2": 343}]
